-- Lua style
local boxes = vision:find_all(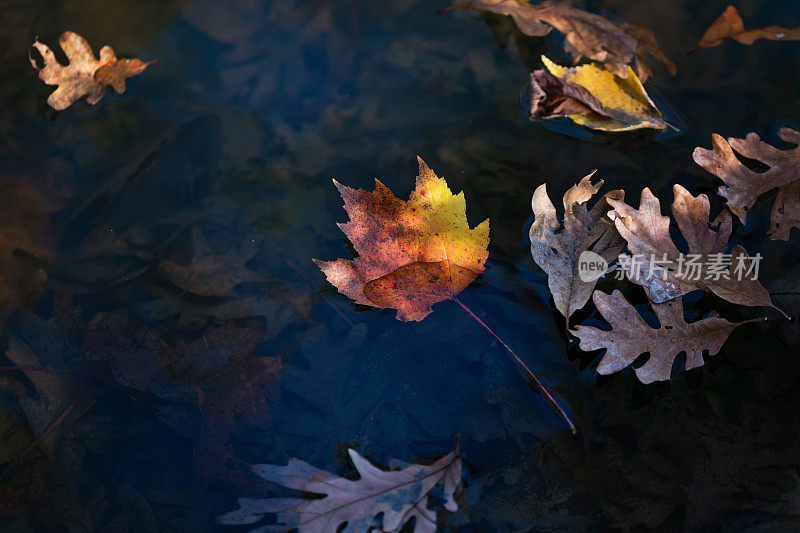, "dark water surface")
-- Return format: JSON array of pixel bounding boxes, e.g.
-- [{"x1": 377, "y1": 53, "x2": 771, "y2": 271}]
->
[{"x1": 1, "y1": 0, "x2": 800, "y2": 531}]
